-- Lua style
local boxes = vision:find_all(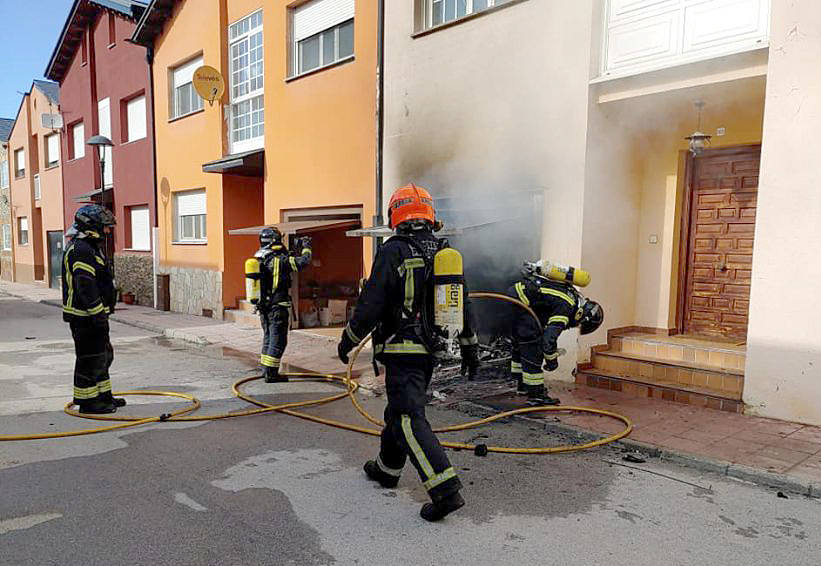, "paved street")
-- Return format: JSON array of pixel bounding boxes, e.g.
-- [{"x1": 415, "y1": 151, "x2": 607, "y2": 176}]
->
[{"x1": 2, "y1": 293, "x2": 821, "y2": 565}]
